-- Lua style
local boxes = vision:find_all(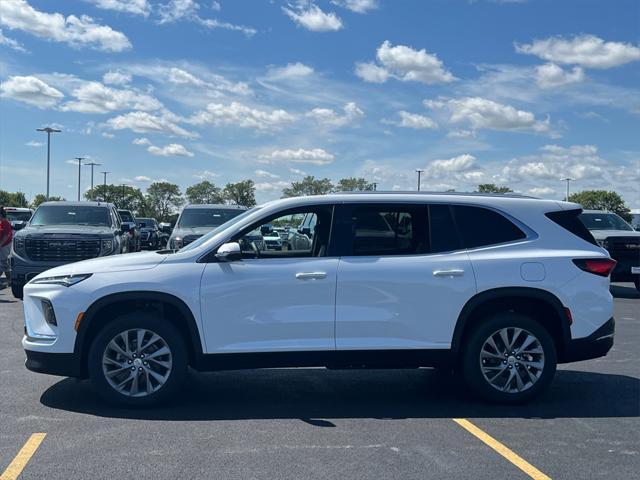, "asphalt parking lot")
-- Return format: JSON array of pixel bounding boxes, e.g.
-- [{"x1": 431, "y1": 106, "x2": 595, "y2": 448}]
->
[{"x1": 0, "y1": 284, "x2": 638, "y2": 480}]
